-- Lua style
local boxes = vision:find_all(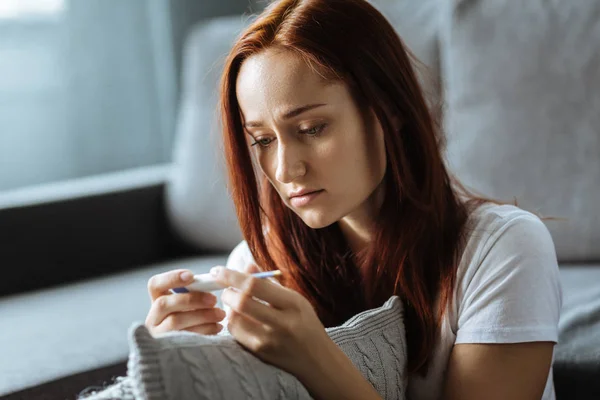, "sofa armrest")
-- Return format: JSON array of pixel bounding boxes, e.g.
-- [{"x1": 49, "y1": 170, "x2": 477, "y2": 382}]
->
[{"x1": 0, "y1": 164, "x2": 187, "y2": 297}]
